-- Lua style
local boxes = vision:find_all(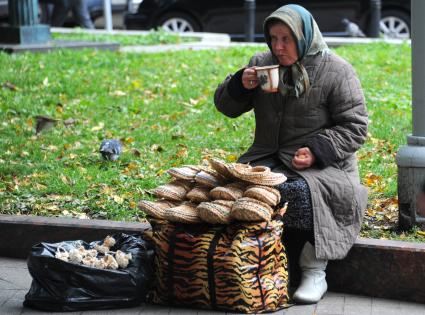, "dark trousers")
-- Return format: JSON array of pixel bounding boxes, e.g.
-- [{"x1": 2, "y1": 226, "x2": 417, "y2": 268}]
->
[{"x1": 282, "y1": 228, "x2": 315, "y2": 288}]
